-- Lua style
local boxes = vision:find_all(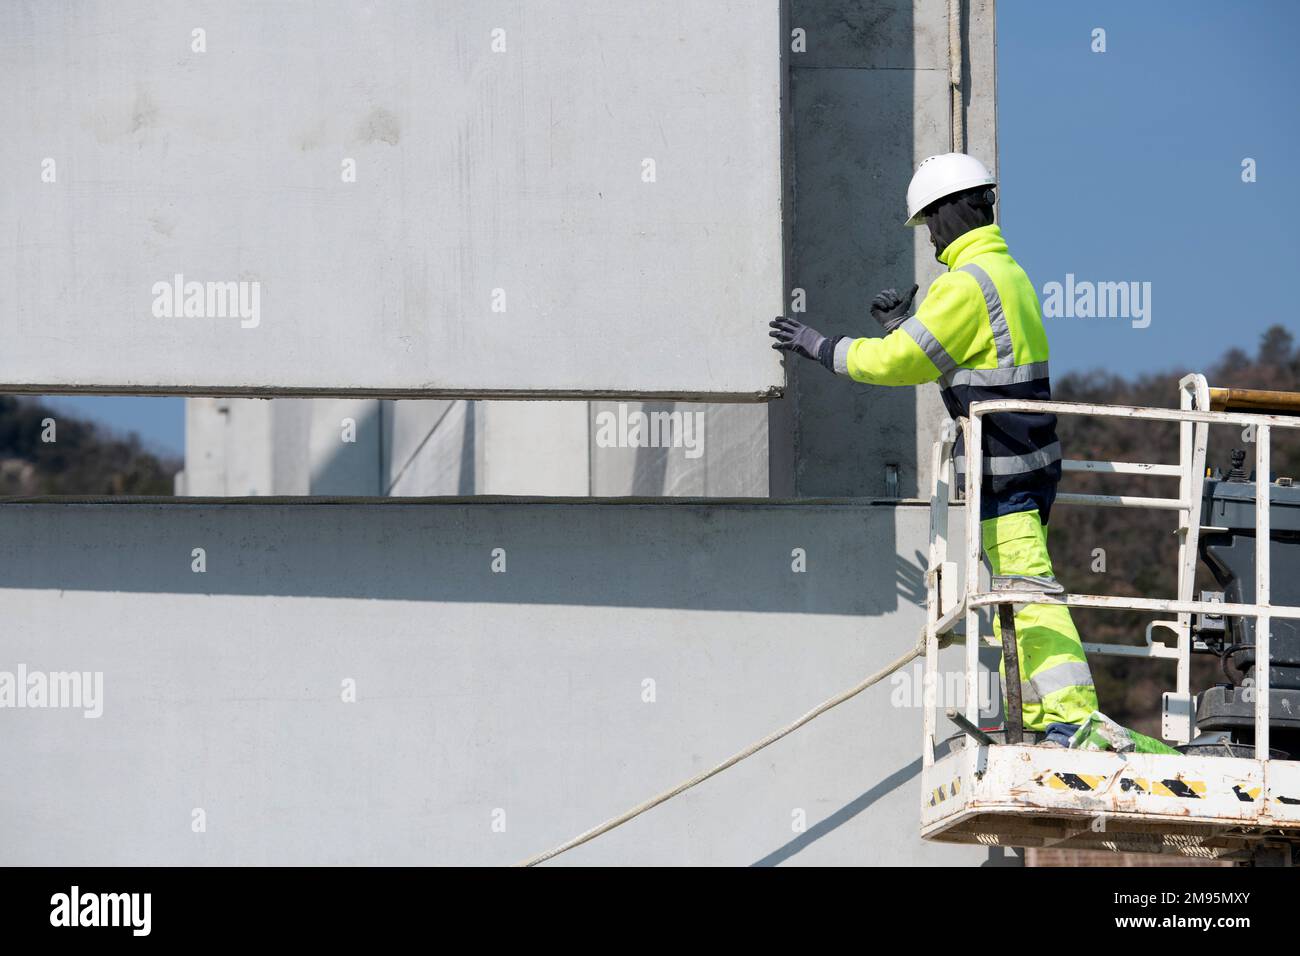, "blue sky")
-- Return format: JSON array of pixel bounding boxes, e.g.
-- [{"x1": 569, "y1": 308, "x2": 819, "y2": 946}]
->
[
  {"x1": 999, "y1": 0, "x2": 1298, "y2": 376},
  {"x1": 39, "y1": 395, "x2": 184, "y2": 458},
  {"x1": 35, "y1": 1, "x2": 1300, "y2": 456}
]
